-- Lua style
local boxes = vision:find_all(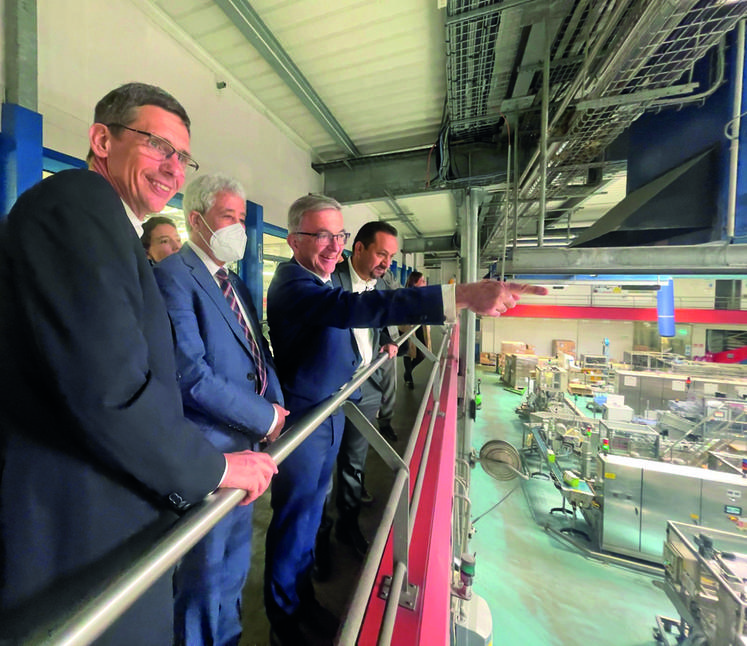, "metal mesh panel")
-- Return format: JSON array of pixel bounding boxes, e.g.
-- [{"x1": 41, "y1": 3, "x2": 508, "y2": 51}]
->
[{"x1": 447, "y1": 1, "x2": 747, "y2": 259}]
